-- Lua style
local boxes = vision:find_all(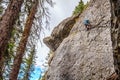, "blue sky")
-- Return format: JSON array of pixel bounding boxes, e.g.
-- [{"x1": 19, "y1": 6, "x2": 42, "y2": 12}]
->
[
  {"x1": 30, "y1": 67, "x2": 42, "y2": 80},
  {"x1": 18, "y1": 65, "x2": 43, "y2": 80}
]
